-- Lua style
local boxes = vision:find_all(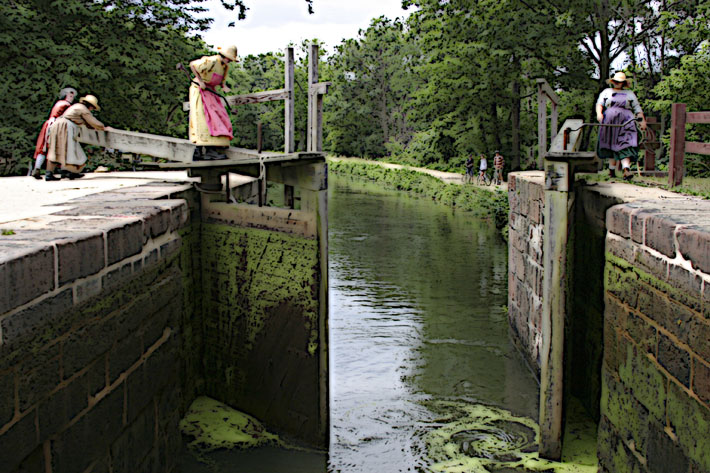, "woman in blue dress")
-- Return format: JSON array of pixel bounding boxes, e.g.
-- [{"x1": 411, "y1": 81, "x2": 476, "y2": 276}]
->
[{"x1": 596, "y1": 71, "x2": 647, "y2": 180}]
